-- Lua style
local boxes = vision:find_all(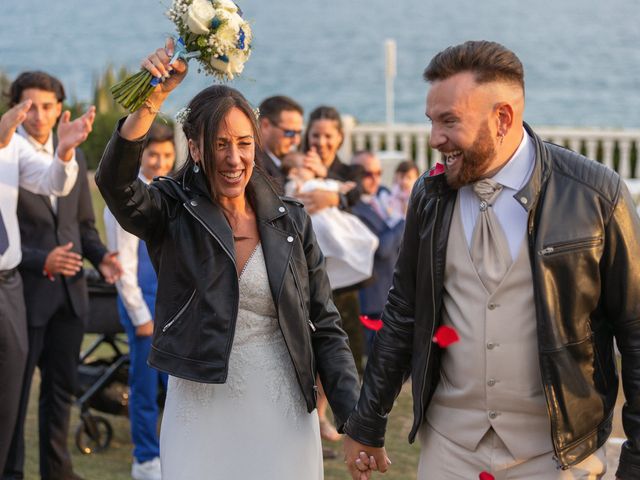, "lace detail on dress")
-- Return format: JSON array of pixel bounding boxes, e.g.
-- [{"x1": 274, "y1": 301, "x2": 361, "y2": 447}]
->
[{"x1": 225, "y1": 245, "x2": 307, "y2": 423}]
